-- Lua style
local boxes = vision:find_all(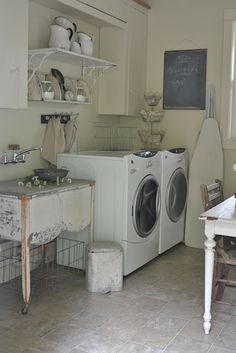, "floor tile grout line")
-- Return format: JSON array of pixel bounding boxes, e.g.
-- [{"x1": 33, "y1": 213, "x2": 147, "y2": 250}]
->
[
  {"x1": 205, "y1": 311, "x2": 234, "y2": 353},
  {"x1": 160, "y1": 318, "x2": 192, "y2": 352},
  {"x1": 206, "y1": 342, "x2": 214, "y2": 353}
]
